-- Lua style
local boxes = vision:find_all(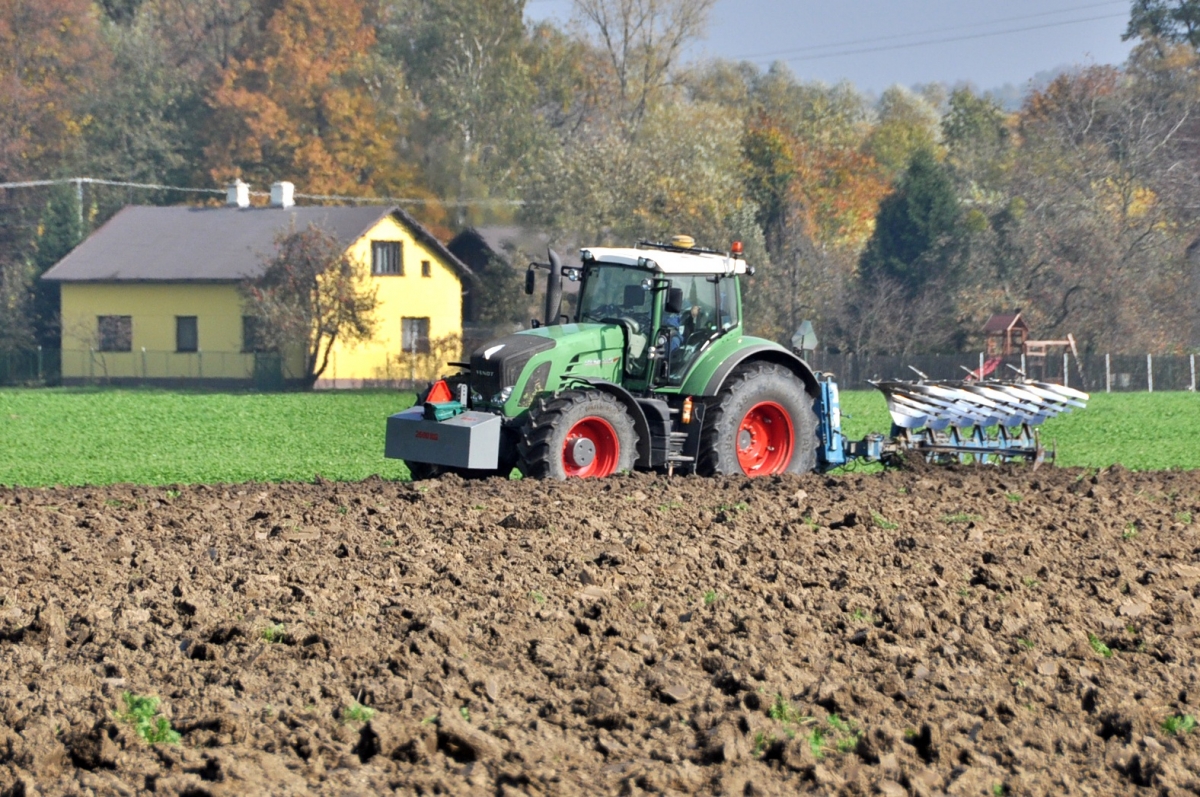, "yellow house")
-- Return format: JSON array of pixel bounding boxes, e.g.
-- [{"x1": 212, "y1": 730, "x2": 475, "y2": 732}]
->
[{"x1": 42, "y1": 193, "x2": 473, "y2": 388}]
